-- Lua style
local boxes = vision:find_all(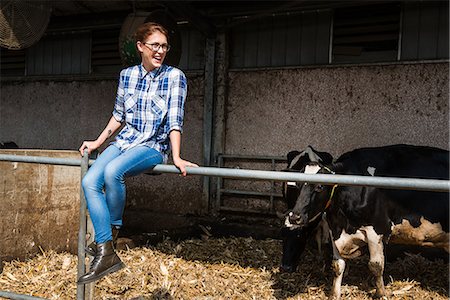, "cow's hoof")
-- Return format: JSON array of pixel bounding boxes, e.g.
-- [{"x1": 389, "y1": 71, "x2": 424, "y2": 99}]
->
[{"x1": 279, "y1": 264, "x2": 296, "y2": 273}]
